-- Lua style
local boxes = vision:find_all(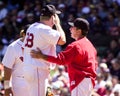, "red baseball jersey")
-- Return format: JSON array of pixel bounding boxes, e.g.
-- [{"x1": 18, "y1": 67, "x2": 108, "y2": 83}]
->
[{"x1": 47, "y1": 37, "x2": 98, "y2": 91}]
